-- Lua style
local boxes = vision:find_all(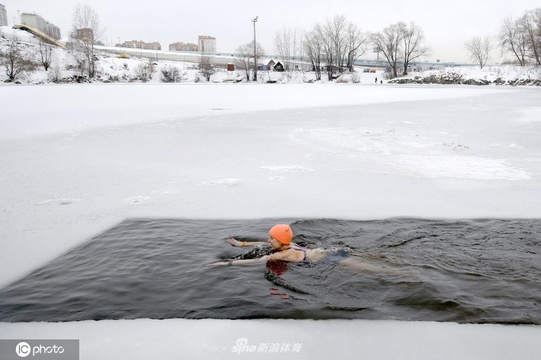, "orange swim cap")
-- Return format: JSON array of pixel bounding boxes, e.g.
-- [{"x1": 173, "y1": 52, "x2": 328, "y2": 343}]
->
[{"x1": 269, "y1": 224, "x2": 293, "y2": 245}]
